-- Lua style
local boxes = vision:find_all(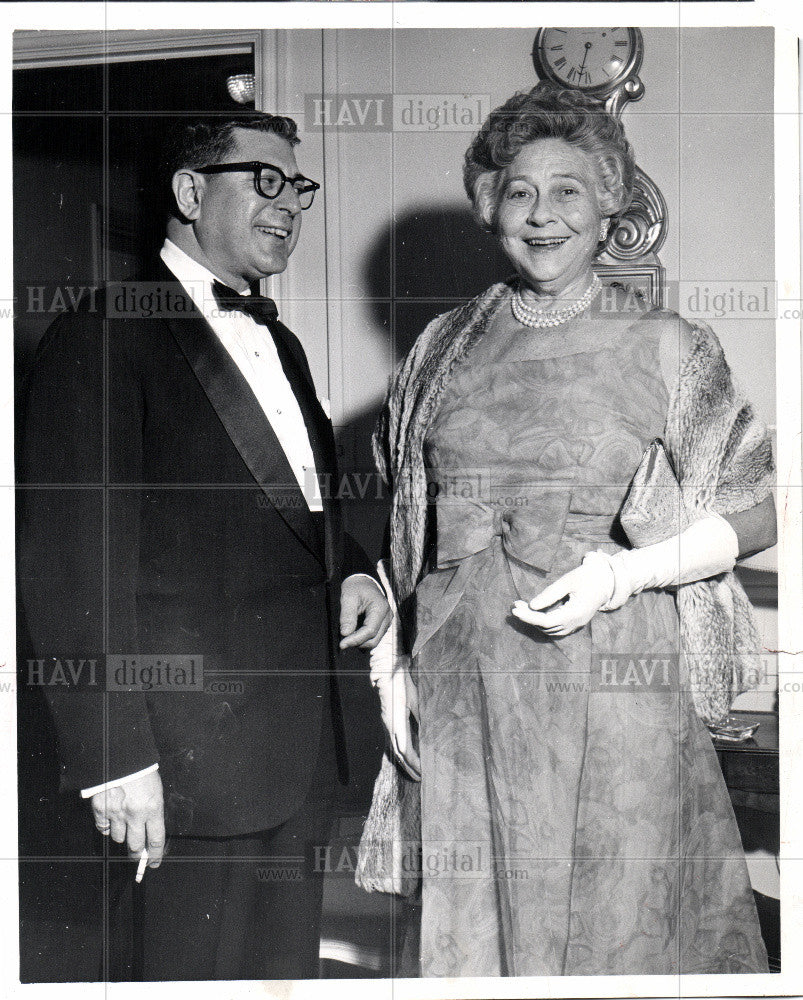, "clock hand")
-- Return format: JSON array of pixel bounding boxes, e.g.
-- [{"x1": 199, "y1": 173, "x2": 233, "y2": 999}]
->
[{"x1": 578, "y1": 41, "x2": 592, "y2": 74}]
